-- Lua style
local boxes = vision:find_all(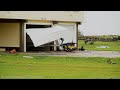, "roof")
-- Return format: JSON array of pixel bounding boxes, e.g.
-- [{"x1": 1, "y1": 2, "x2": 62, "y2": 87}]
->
[{"x1": 0, "y1": 11, "x2": 84, "y2": 22}]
